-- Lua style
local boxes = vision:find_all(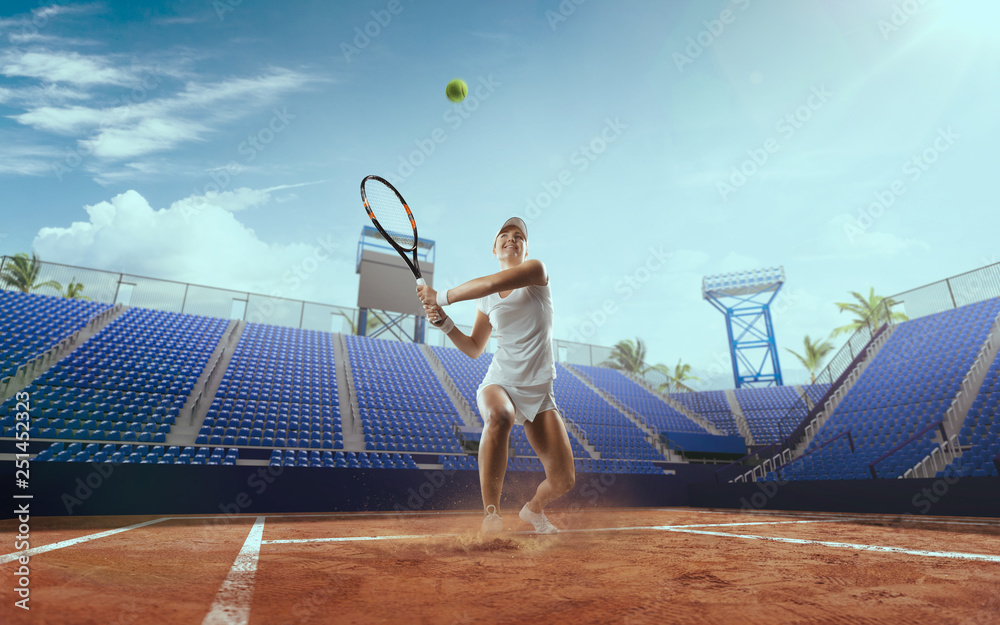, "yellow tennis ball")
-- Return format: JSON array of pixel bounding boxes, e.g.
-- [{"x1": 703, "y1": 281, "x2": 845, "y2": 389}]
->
[{"x1": 446, "y1": 78, "x2": 468, "y2": 103}]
